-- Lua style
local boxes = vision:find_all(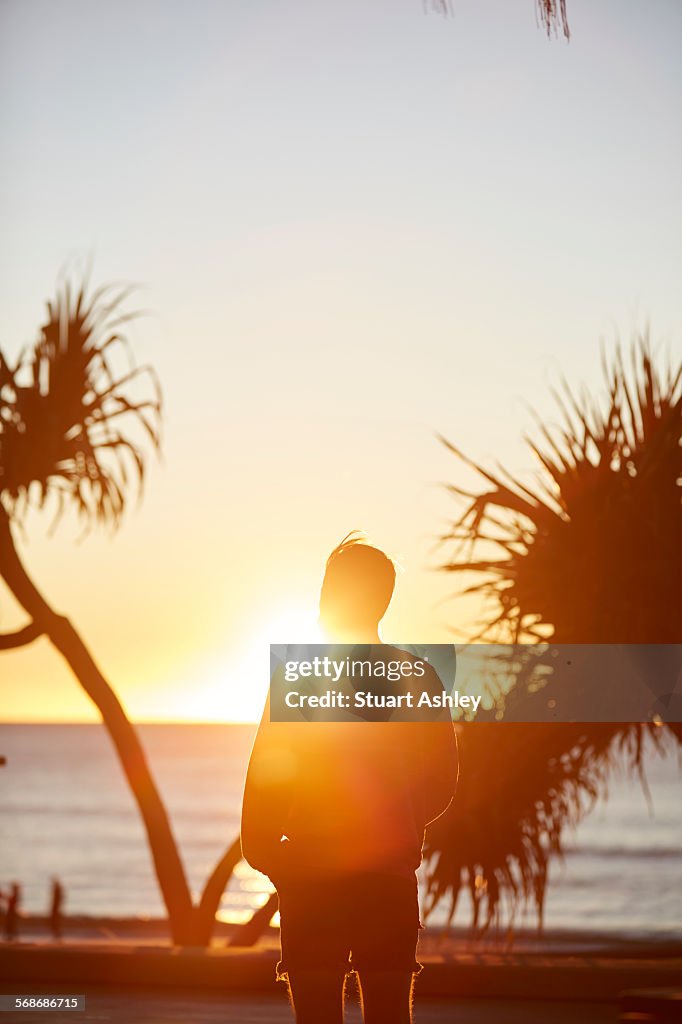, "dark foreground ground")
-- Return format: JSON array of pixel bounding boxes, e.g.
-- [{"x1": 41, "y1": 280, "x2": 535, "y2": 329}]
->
[
  {"x1": 2, "y1": 926, "x2": 680, "y2": 1023},
  {"x1": 0, "y1": 984, "x2": 618, "y2": 1024}
]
